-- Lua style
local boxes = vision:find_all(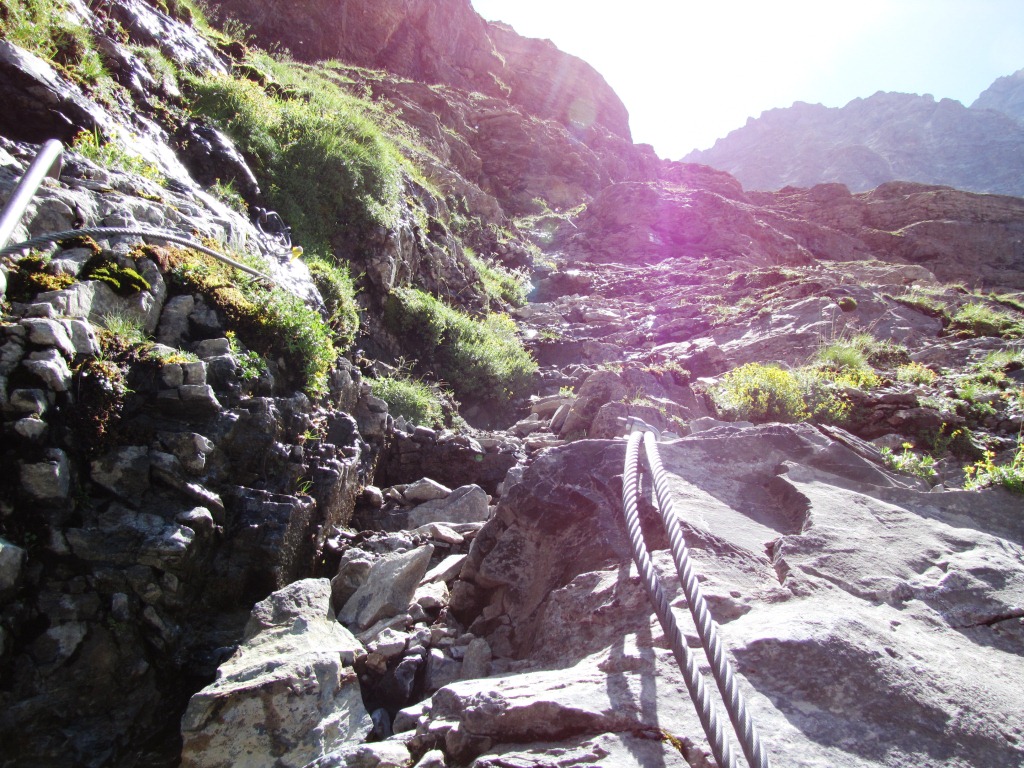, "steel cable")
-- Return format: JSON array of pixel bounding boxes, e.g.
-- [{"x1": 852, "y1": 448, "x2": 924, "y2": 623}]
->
[
  {"x1": 0, "y1": 227, "x2": 275, "y2": 283},
  {"x1": 622, "y1": 432, "x2": 737, "y2": 768},
  {"x1": 642, "y1": 431, "x2": 769, "y2": 768}
]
